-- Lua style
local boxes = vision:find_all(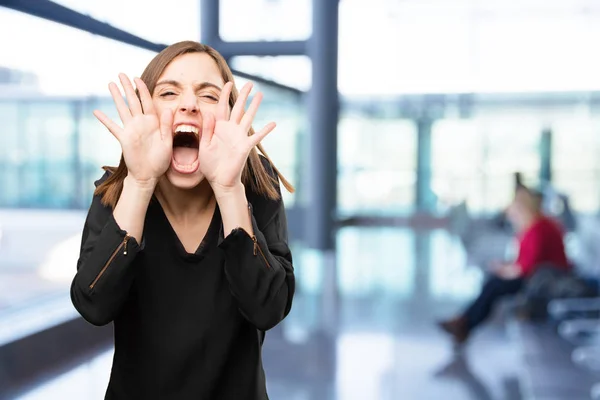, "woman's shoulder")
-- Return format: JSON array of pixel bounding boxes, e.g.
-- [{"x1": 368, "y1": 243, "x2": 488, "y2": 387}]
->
[
  {"x1": 257, "y1": 154, "x2": 277, "y2": 179},
  {"x1": 251, "y1": 155, "x2": 280, "y2": 196},
  {"x1": 94, "y1": 168, "x2": 114, "y2": 188}
]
